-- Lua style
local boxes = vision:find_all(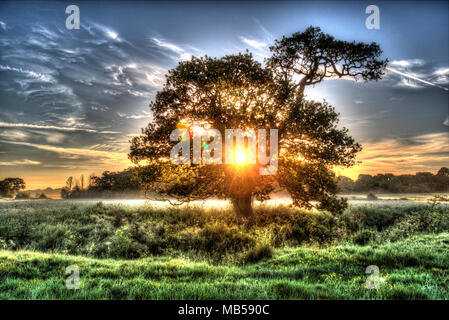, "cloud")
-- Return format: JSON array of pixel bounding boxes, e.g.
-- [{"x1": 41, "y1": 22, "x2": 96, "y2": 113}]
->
[
  {"x1": 152, "y1": 37, "x2": 185, "y2": 54},
  {"x1": 387, "y1": 67, "x2": 449, "y2": 91},
  {"x1": 432, "y1": 67, "x2": 449, "y2": 85},
  {"x1": 0, "y1": 140, "x2": 132, "y2": 167},
  {"x1": 239, "y1": 36, "x2": 267, "y2": 50},
  {"x1": 386, "y1": 59, "x2": 449, "y2": 91},
  {"x1": 180, "y1": 52, "x2": 192, "y2": 61},
  {"x1": 444, "y1": 116, "x2": 449, "y2": 127},
  {"x1": 354, "y1": 100, "x2": 365, "y2": 104},
  {"x1": 390, "y1": 59, "x2": 425, "y2": 68},
  {"x1": 339, "y1": 132, "x2": 449, "y2": 179},
  {"x1": 0, "y1": 121, "x2": 96, "y2": 132},
  {"x1": 254, "y1": 19, "x2": 274, "y2": 43},
  {"x1": 37, "y1": 131, "x2": 66, "y2": 144},
  {"x1": 117, "y1": 111, "x2": 152, "y2": 119},
  {"x1": 0, "y1": 122, "x2": 118, "y2": 134},
  {"x1": 434, "y1": 67, "x2": 449, "y2": 76},
  {"x1": 0, "y1": 64, "x2": 54, "y2": 83},
  {"x1": 151, "y1": 37, "x2": 193, "y2": 61},
  {"x1": 395, "y1": 76, "x2": 424, "y2": 89},
  {"x1": 0, "y1": 159, "x2": 41, "y2": 166},
  {"x1": 103, "y1": 63, "x2": 165, "y2": 96},
  {"x1": 0, "y1": 129, "x2": 29, "y2": 141},
  {"x1": 90, "y1": 105, "x2": 109, "y2": 112},
  {"x1": 0, "y1": 20, "x2": 171, "y2": 150},
  {"x1": 355, "y1": 132, "x2": 449, "y2": 172},
  {"x1": 86, "y1": 23, "x2": 122, "y2": 42}
]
